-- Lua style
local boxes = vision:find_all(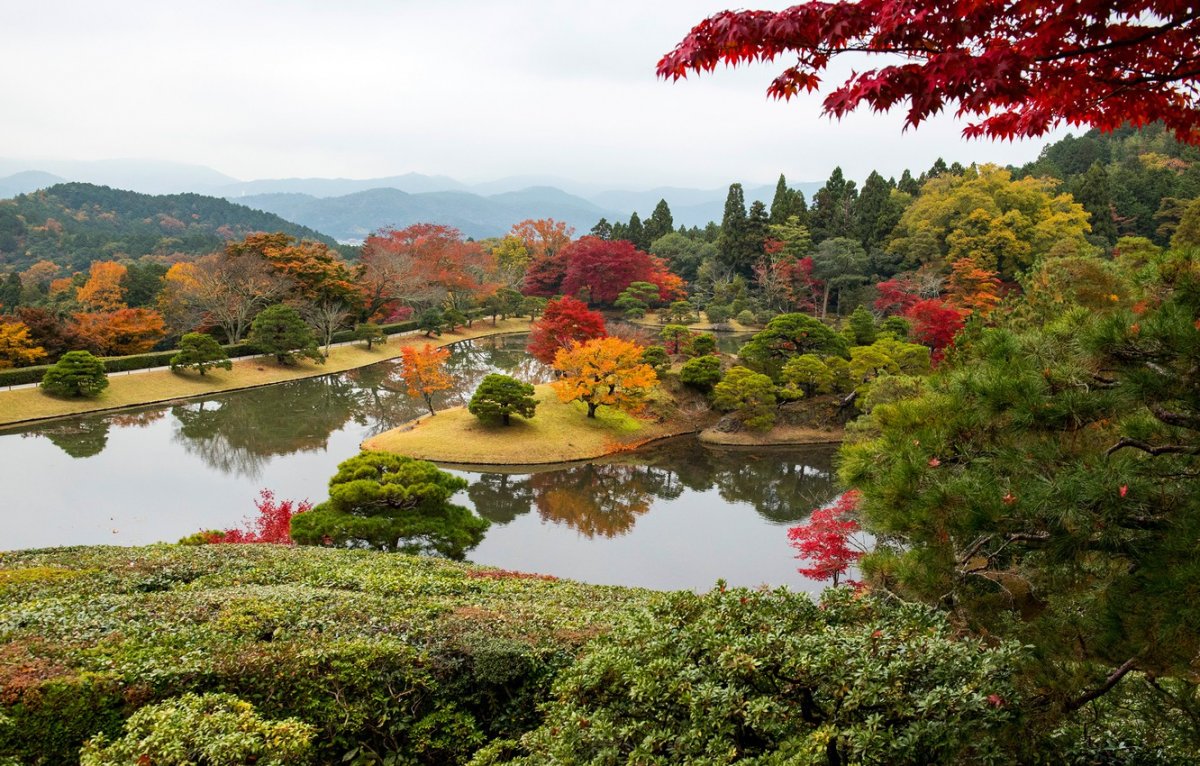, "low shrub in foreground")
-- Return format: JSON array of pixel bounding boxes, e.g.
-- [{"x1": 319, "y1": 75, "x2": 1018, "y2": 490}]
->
[
  {"x1": 0, "y1": 545, "x2": 640, "y2": 765},
  {"x1": 79, "y1": 692, "x2": 315, "y2": 766},
  {"x1": 476, "y1": 586, "x2": 1030, "y2": 765}
]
